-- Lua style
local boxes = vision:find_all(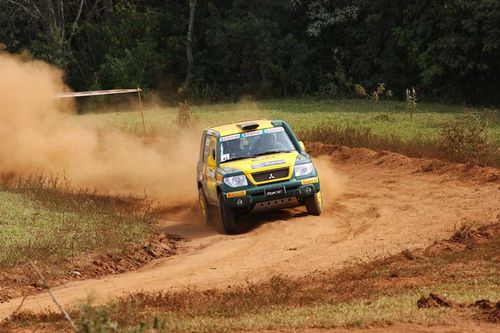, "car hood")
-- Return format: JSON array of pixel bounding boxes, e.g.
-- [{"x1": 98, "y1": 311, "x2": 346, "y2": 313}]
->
[{"x1": 219, "y1": 152, "x2": 306, "y2": 185}]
